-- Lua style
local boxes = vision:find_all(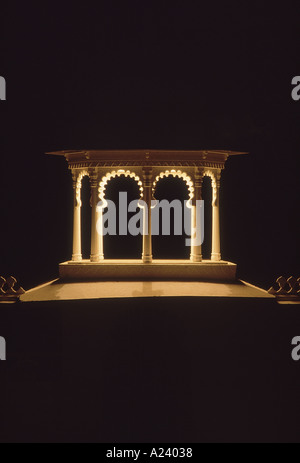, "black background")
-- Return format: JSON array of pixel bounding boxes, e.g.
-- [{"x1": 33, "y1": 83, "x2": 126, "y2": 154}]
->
[
  {"x1": 1, "y1": 1, "x2": 300, "y2": 290},
  {"x1": 1, "y1": 2, "x2": 300, "y2": 443}
]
